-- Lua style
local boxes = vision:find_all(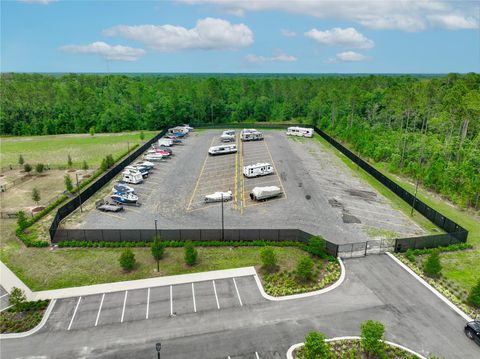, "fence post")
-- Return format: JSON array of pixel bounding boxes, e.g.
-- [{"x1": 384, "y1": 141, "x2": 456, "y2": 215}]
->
[{"x1": 364, "y1": 242, "x2": 368, "y2": 256}]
